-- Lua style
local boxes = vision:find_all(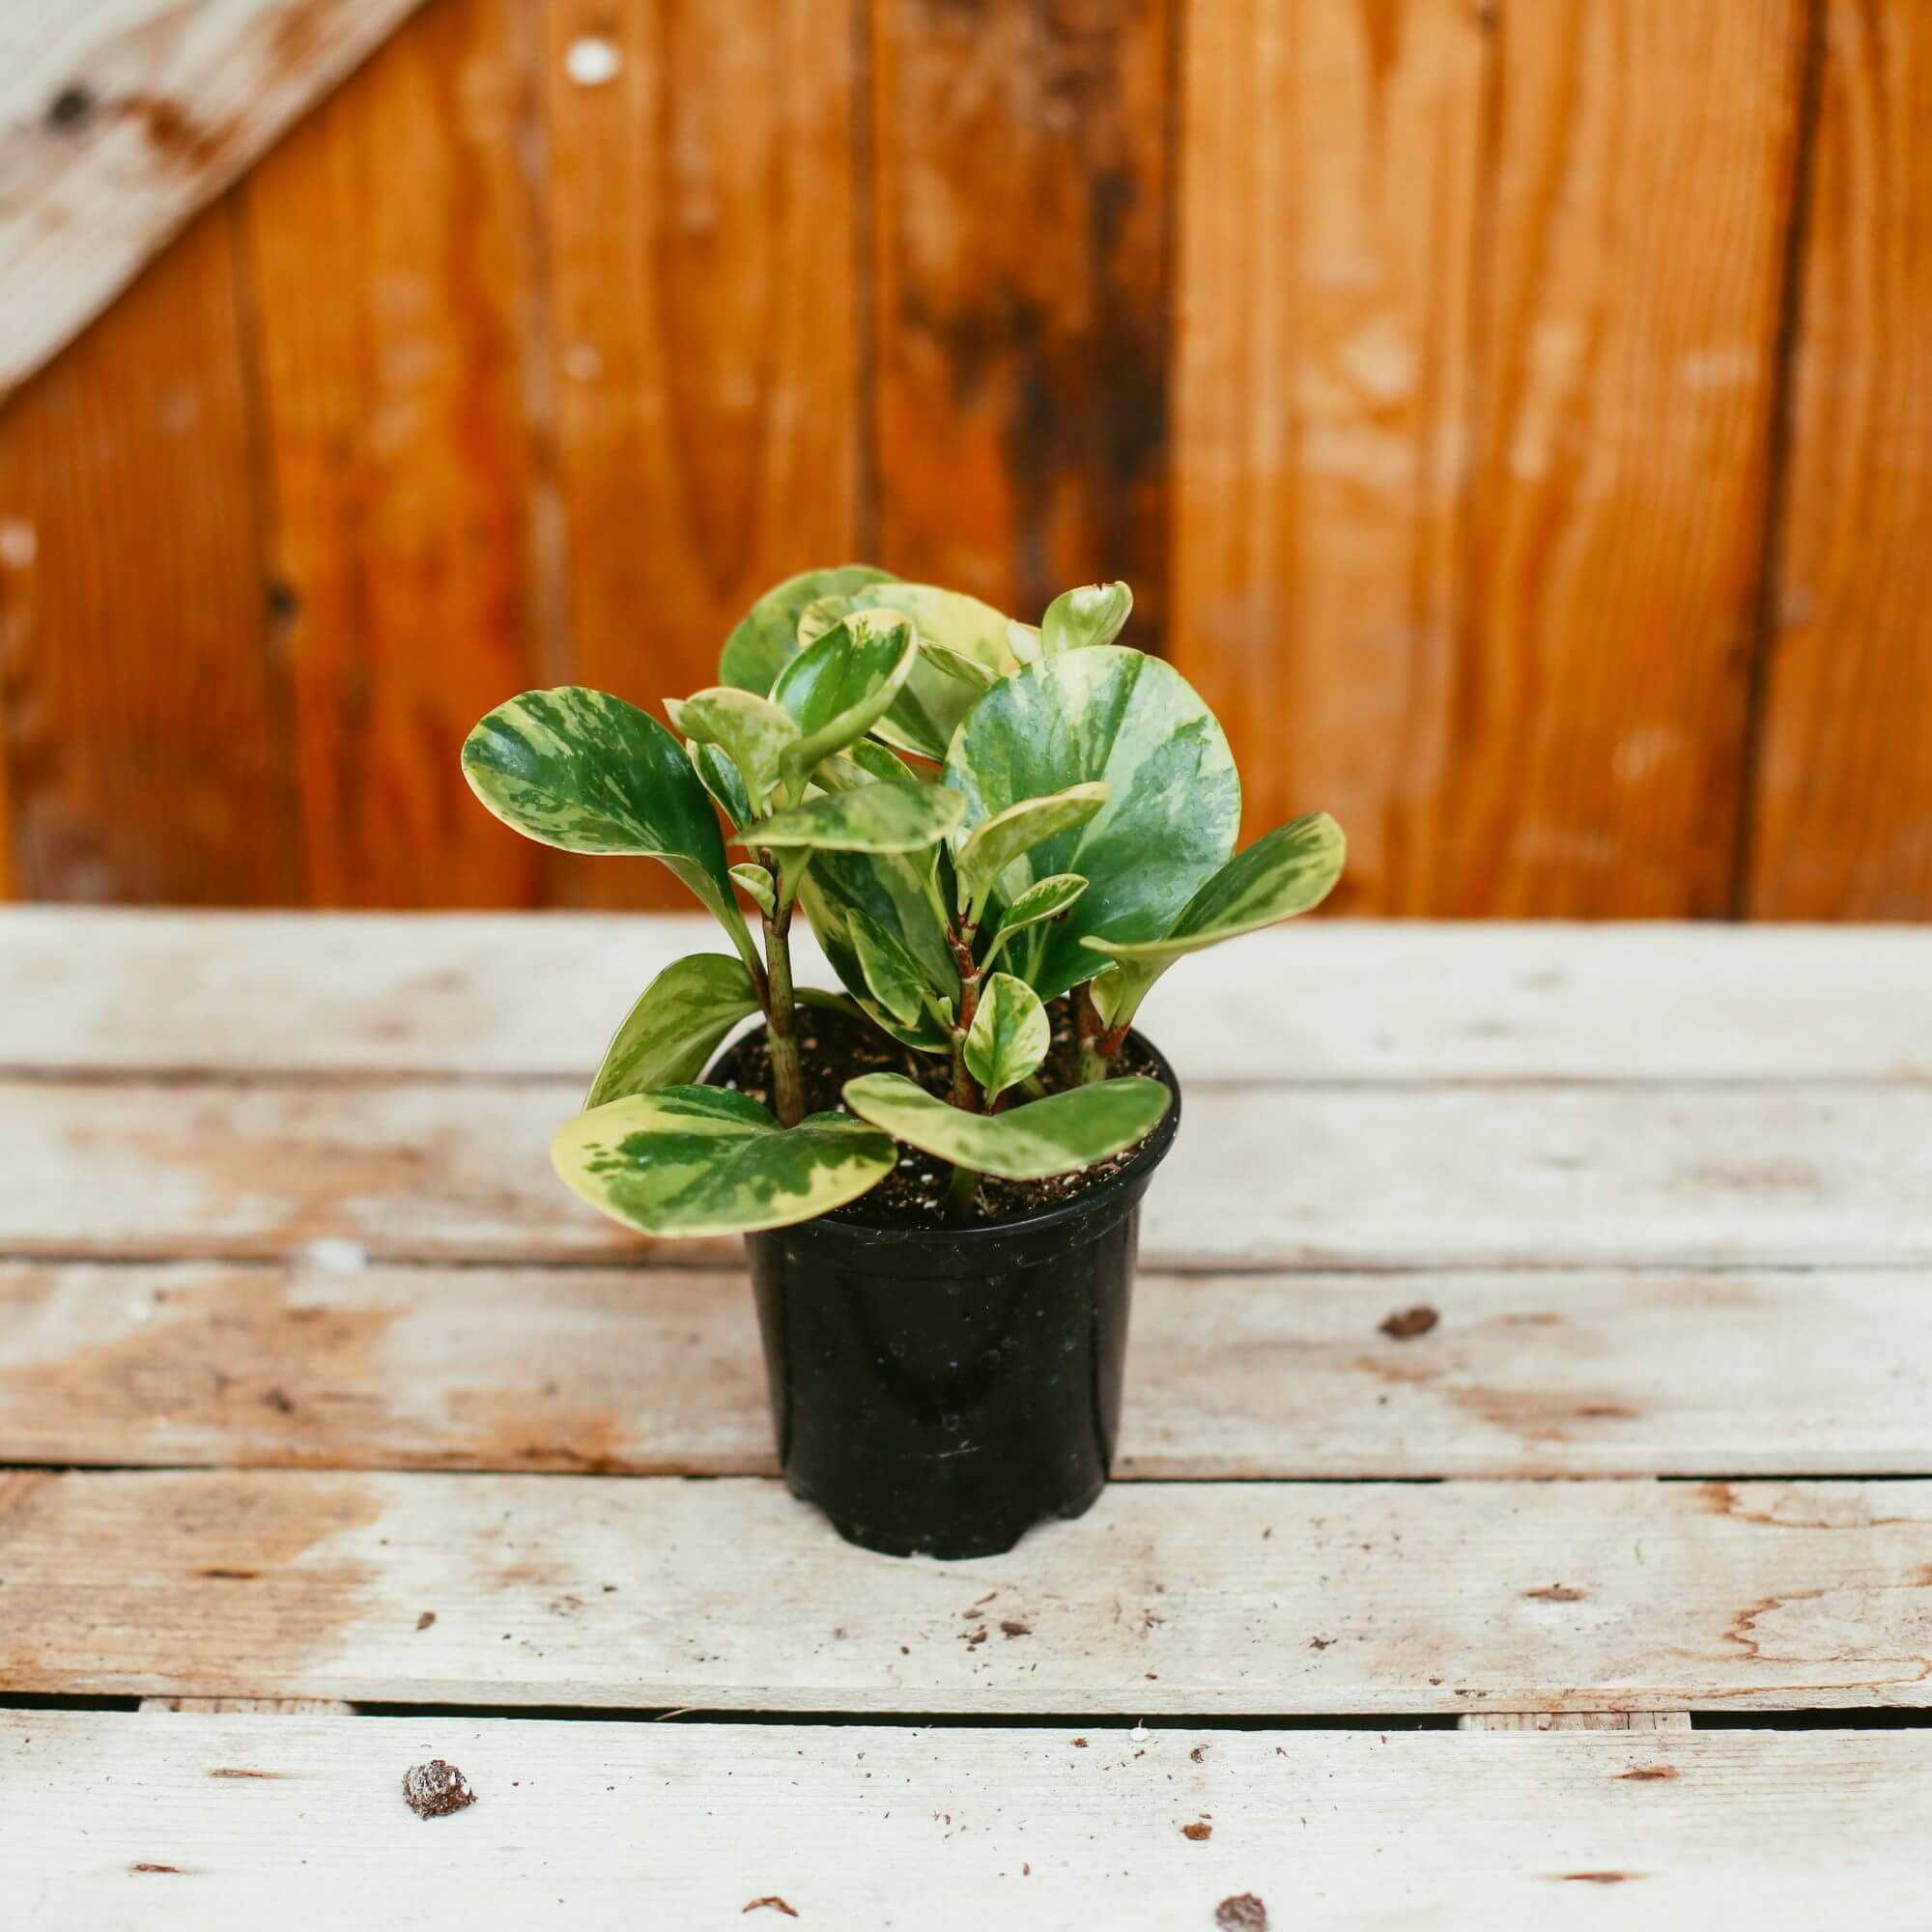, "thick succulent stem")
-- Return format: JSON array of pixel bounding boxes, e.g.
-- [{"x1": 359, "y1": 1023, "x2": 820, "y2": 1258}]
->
[
  {"x1": 945, "y1": 1158, "x2": 982, "y2": 1221},
  {"x1": 946, "y1": 923, "x2": 984, "y2": 1114},
  {"x1": 759, "y1": 858, "x2": 806, "y2": 1128},
  {"x1": 1074, "y1": 980, "x2": 1112, "y2": 1084}
]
